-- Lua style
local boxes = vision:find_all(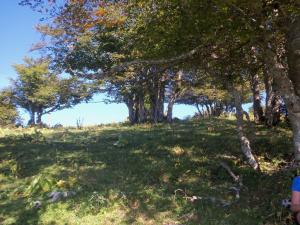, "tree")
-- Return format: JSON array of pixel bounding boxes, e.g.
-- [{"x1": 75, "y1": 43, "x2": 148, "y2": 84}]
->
[
  {"x1": 0, "y1": 89, "x2": 19, "y2": 126},
  {"x1": 11, "y1": 57, "x2": 94, "y2": 126}
]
